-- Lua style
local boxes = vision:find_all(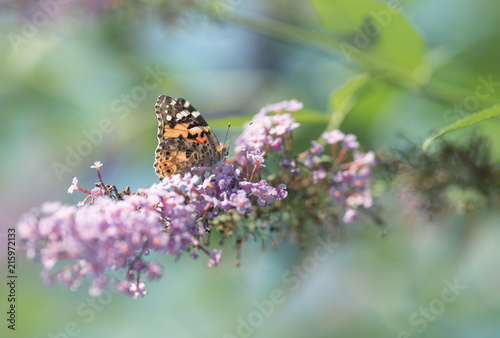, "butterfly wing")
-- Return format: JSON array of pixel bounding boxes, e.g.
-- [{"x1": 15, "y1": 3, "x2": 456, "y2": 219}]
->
[{"x1": 154, "y1": 95, "x2": 222, "y2": 180}]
